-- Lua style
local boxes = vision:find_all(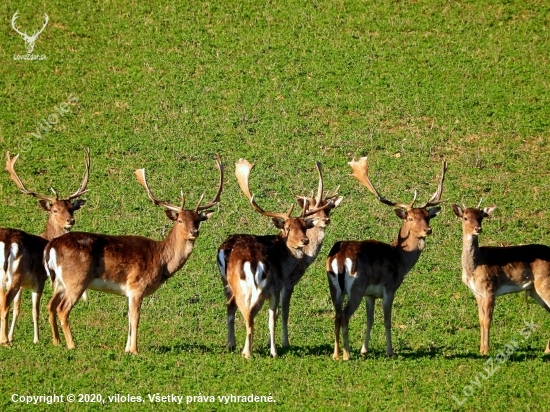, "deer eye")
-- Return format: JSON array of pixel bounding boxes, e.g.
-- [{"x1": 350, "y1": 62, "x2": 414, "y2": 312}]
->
[
  {"x1": 464, "y1": 217, "x2": 468, "y2": 221},
  {"x1": 53, "y1": 209, "x2": 58, "y2": 213},
  {"x1": 408, "y1": 217, "x2": 413, "y2": 222},
  {"x1": 177, "y1": 219, "x2": 183, "y2": 223}
]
